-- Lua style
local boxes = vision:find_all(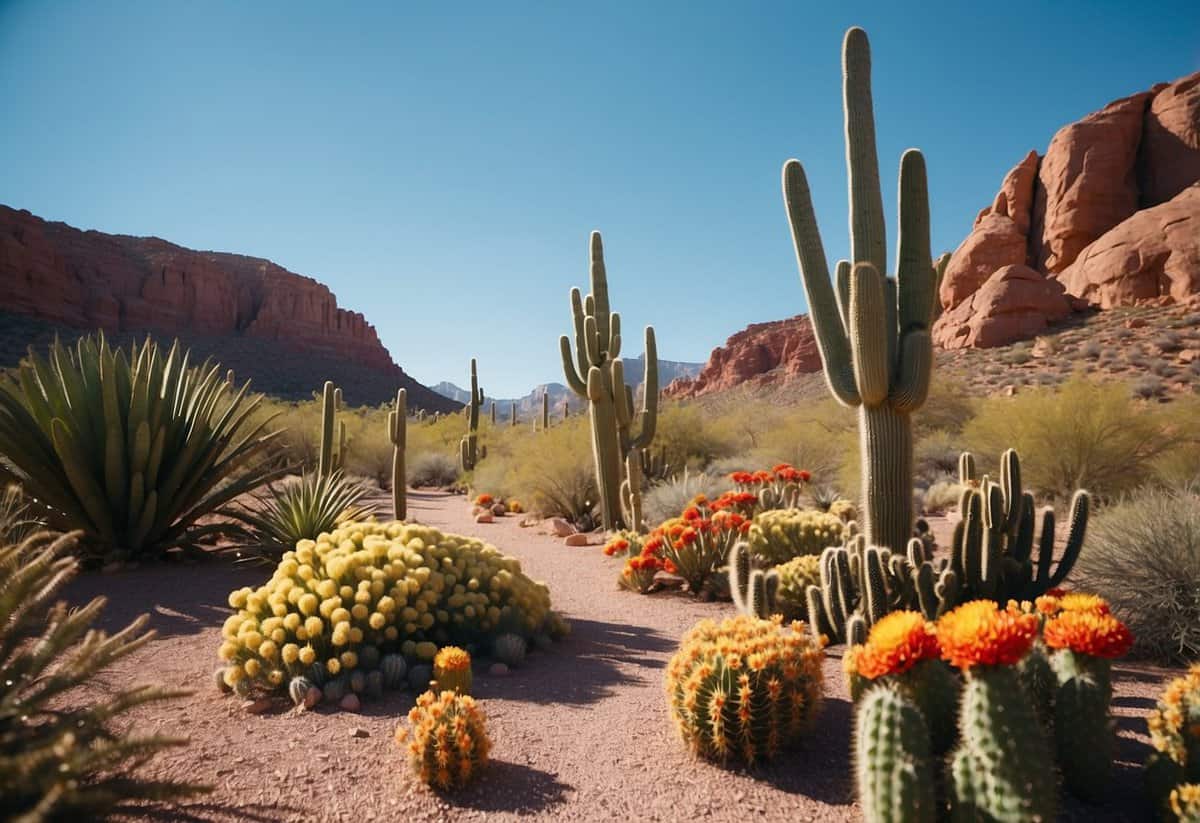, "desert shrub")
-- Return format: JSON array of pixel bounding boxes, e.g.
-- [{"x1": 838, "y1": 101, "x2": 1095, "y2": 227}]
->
[
  {"x1": 642, "y1": 470, "x2": 731, "y2": 526},
  {"x1": 1155, "y1": 331, "x2": 1183, "y2": 352},
  {"x1": 1004, "y1": 350, "x2": 1032, "y2": 365},
  {"x1": 1077, "y1": 488, "x2": 1200, "y2": 663},
  {"x1": 654, "y1": 403, "x2": 740, "y2": 470},
  {"x1": 1, "y1": 532, "x2": 207, "y2": 818},
  {"x1": 397, "y1": 690, "x2": 490, "y2": 790},
  {"x1": 918, "y1": 475, "x2": 963, "y2": 514},
  {"x1": 340, "y1": 406, "x2": 394, "y2": 488},
  {"x1": 489, "y1": 418, "x2": 597, "y2": 524},
  {"x1": 747, "y1": 508, "x2": 844, "y2": 565},
  {"x1": 229, "y1": 470, "x2": 376, "y2": 557},
  {"x1": 914, "y1": 430, "x2": 965, "y2": 483},
  {"x1": 963, "y1": 374, "x2": 1175, "y2": 500},
  {"x1": 914, "y1": 379, "x2": 977, "y2": 436},
  {"x1": 665, "y1": 614, "x2": 824, "y2": 763},
  {"x1": 0, "y1": 334, "x2": 284, "y2": 560},
  {"x1": 406, "y1": 452, "x2": 456, "y2": 489},
  {"x1": 1132, "y1": 376, "x2": 1165, "y2": 399},
  {"x1": 218, "y1": 521, "x2": 569, "y2": 697},
  {"x1": 808, "y1": 483, "x2": 843, "y2": 511},
  {"x1": 1152, "y1": 397, "x2": 1200, "y2": 489},
  {"x1": 738, "y1": 397, "x2": 855, "y2": 483}
]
